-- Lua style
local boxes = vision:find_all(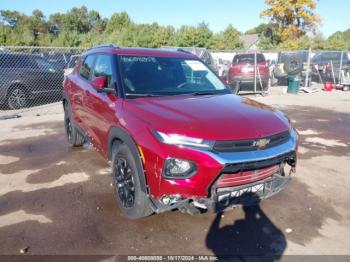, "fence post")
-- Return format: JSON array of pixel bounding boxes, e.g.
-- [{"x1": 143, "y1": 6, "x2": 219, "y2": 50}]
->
[
  {"x1": 338, "y1": 50, "x2": 344, "y2": 84},
  {"x1": 254, "y1": 50, "x2": 257, "y2": 93},
  {"x1": 304, "y1": 47, "x2": 312, "y2": 88}
]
